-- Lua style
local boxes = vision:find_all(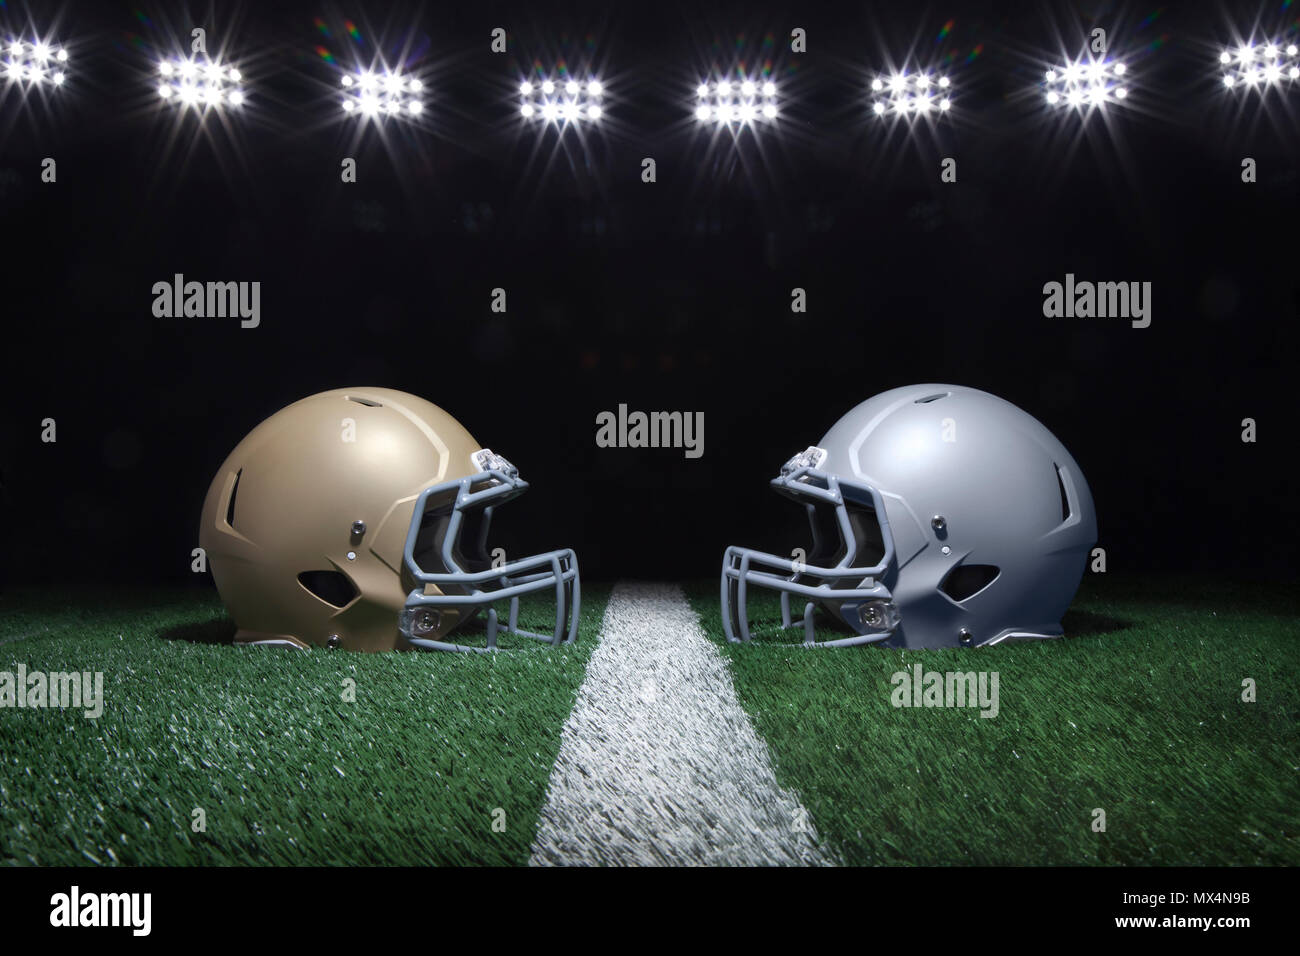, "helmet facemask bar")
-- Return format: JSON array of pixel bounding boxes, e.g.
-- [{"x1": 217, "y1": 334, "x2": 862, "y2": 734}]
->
[
  {"x1": 399, "y1": 454, "x2": 579, "y2": 652},
  {"x1": 722, "y1": 454, "x2": 897, "y2": 647}
]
